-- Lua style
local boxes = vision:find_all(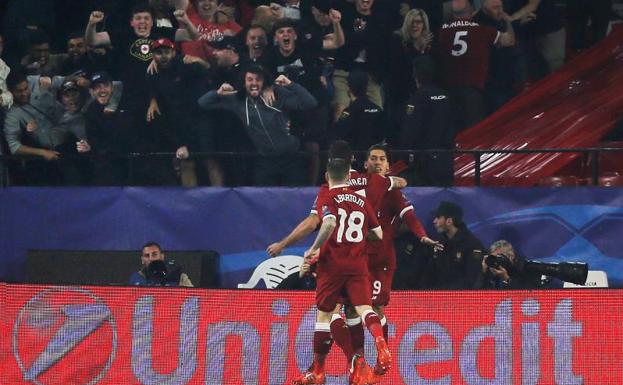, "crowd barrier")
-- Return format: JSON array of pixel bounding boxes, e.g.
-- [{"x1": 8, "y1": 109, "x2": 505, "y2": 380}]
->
[
  {"x1": 1, "y1": 284, "x2": 621, "y2": 385},
  {"x1": 2, "y1": 147, "x2": 623, "y2": 187}
]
